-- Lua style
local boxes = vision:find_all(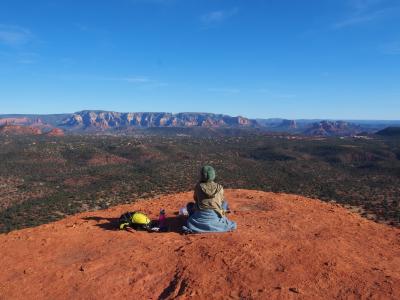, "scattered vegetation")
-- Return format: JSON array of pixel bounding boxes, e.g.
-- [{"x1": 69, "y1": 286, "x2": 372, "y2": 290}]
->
[{"x1": 1, "y1": 133, "x2": 399, "y2": 232}]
